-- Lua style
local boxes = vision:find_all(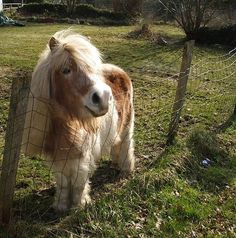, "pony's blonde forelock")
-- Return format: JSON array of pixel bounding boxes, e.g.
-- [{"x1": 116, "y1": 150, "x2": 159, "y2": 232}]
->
[
  {"x1": 51, "y1": 30, "x2": 102, "y2": 73},
  {"x1": 31, "y1": 30, "x2": 103, "y2": 99}
]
